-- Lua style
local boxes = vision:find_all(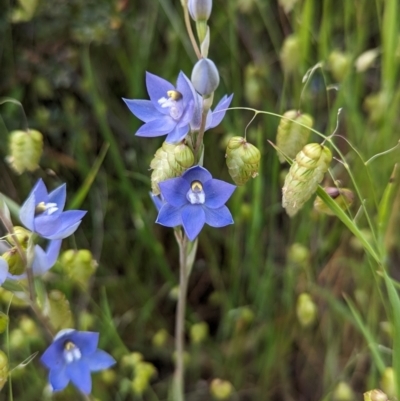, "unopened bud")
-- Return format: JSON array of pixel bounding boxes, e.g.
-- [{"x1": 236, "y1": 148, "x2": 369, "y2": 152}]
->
[
  {"x1": 314, "y1": 187, "x2": 354, "y2": 215},
  {"x1": 333, "y1": 381, "x2": 354, "y2": 401},
  {"x1": 190, "y1": 322, "x2": 209, "y2": 344},
  {"x1": 210, "y1": 378, "x2": 234, "y2": 400},
  {"x1": 296, "y1": 293, "x2": 317, "y2": 328},
  {"x1": 363, "y1": 389, "x2": 388, "y2": 401},
  {"x1": 3, "y1": 247, "x2": 25, "y2": 276},
  {"x1": 19, "y1": 315, "x2": 38, "y2": 337},
  {"x1": 8, "y1": 129, "x2": 43, "y2": 174},
  {"x1": 188, "y1": 0, "x2": 212, "y2": 21},
  {"x1": 226, "y1": 136, "x2": 261, "y2": 186},
  {"x1": 6, "y1": 226, "x2": 31, "y2": 248},
  {"x1": 191, "y1": 58, "x2": 220, "y2": 96}
]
